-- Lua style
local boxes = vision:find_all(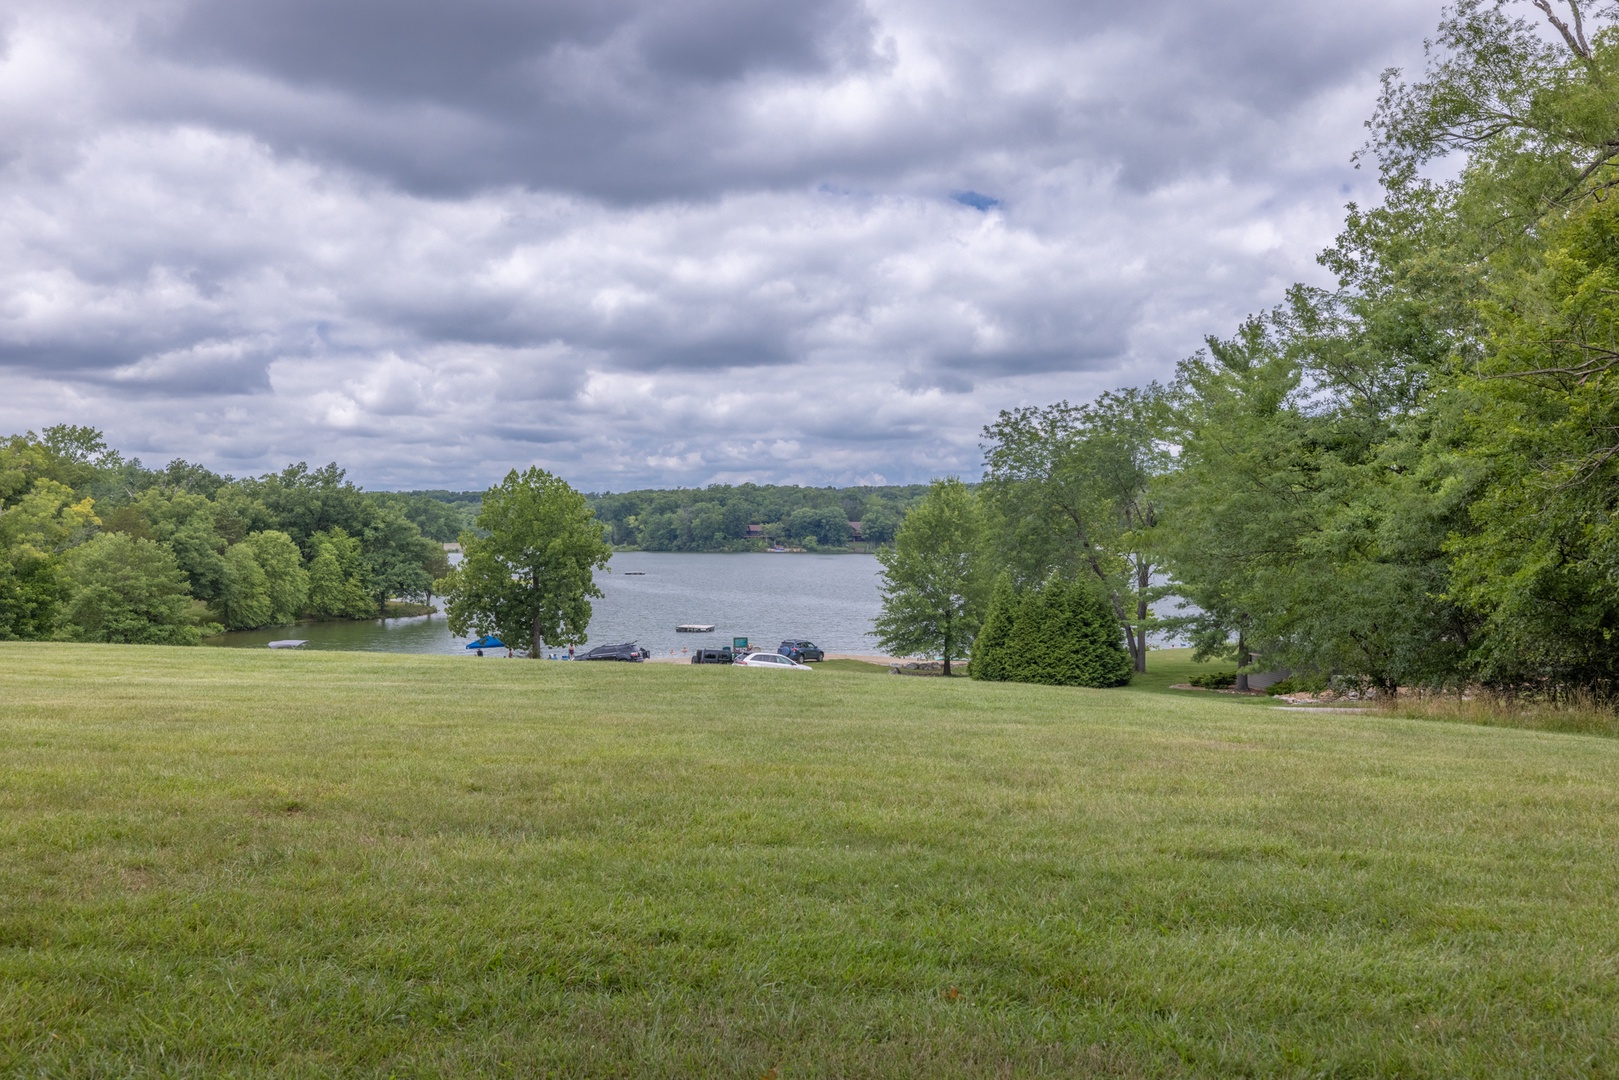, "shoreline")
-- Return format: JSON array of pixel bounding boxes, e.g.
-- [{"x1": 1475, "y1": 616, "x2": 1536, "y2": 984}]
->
[{"x1": 643, "y1": 650, "x2": 895, "y2": 665}]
